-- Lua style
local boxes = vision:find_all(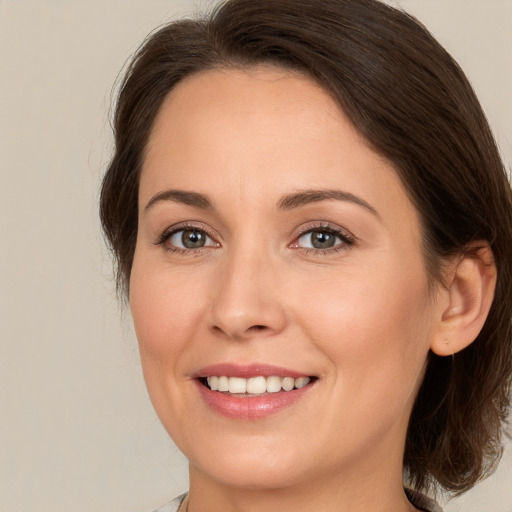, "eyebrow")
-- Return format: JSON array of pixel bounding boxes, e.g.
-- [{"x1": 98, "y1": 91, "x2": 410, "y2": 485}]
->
[
  {"x1": 143, "y1": 187, "x2": 379, "y2": 218},
  {"x1": 144, "y1": 189, "x2": 213, "y2": 212},
  {"x1": 278, "y1": 189, "x2": 379, "y2": 217}
]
